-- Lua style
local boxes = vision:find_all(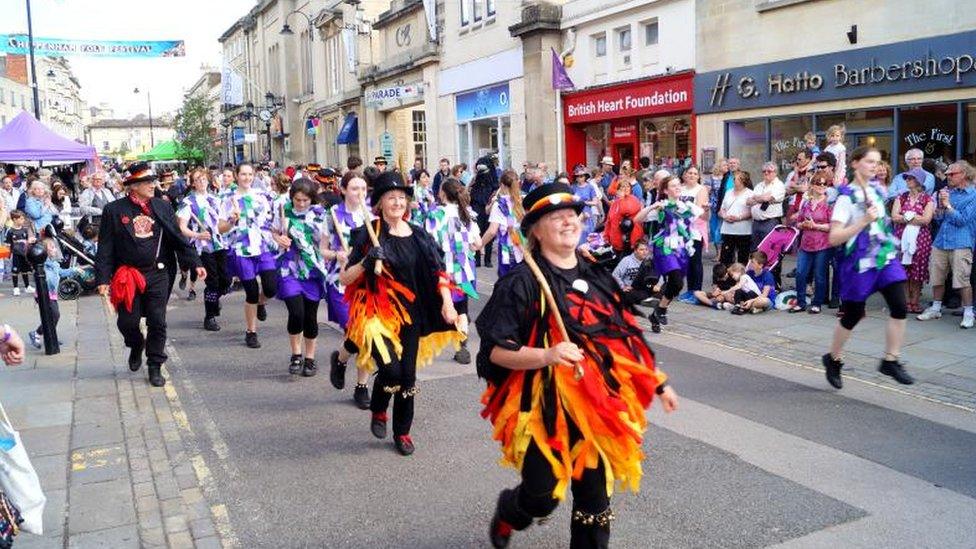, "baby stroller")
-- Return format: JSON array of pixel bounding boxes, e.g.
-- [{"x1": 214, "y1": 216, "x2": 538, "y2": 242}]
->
[
  {"x1": 756, "y1": 225, "x2": 800, "y2": 270},
  {"x1": 47, "y1": 219, "x2": 98, "y2": 300}
]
